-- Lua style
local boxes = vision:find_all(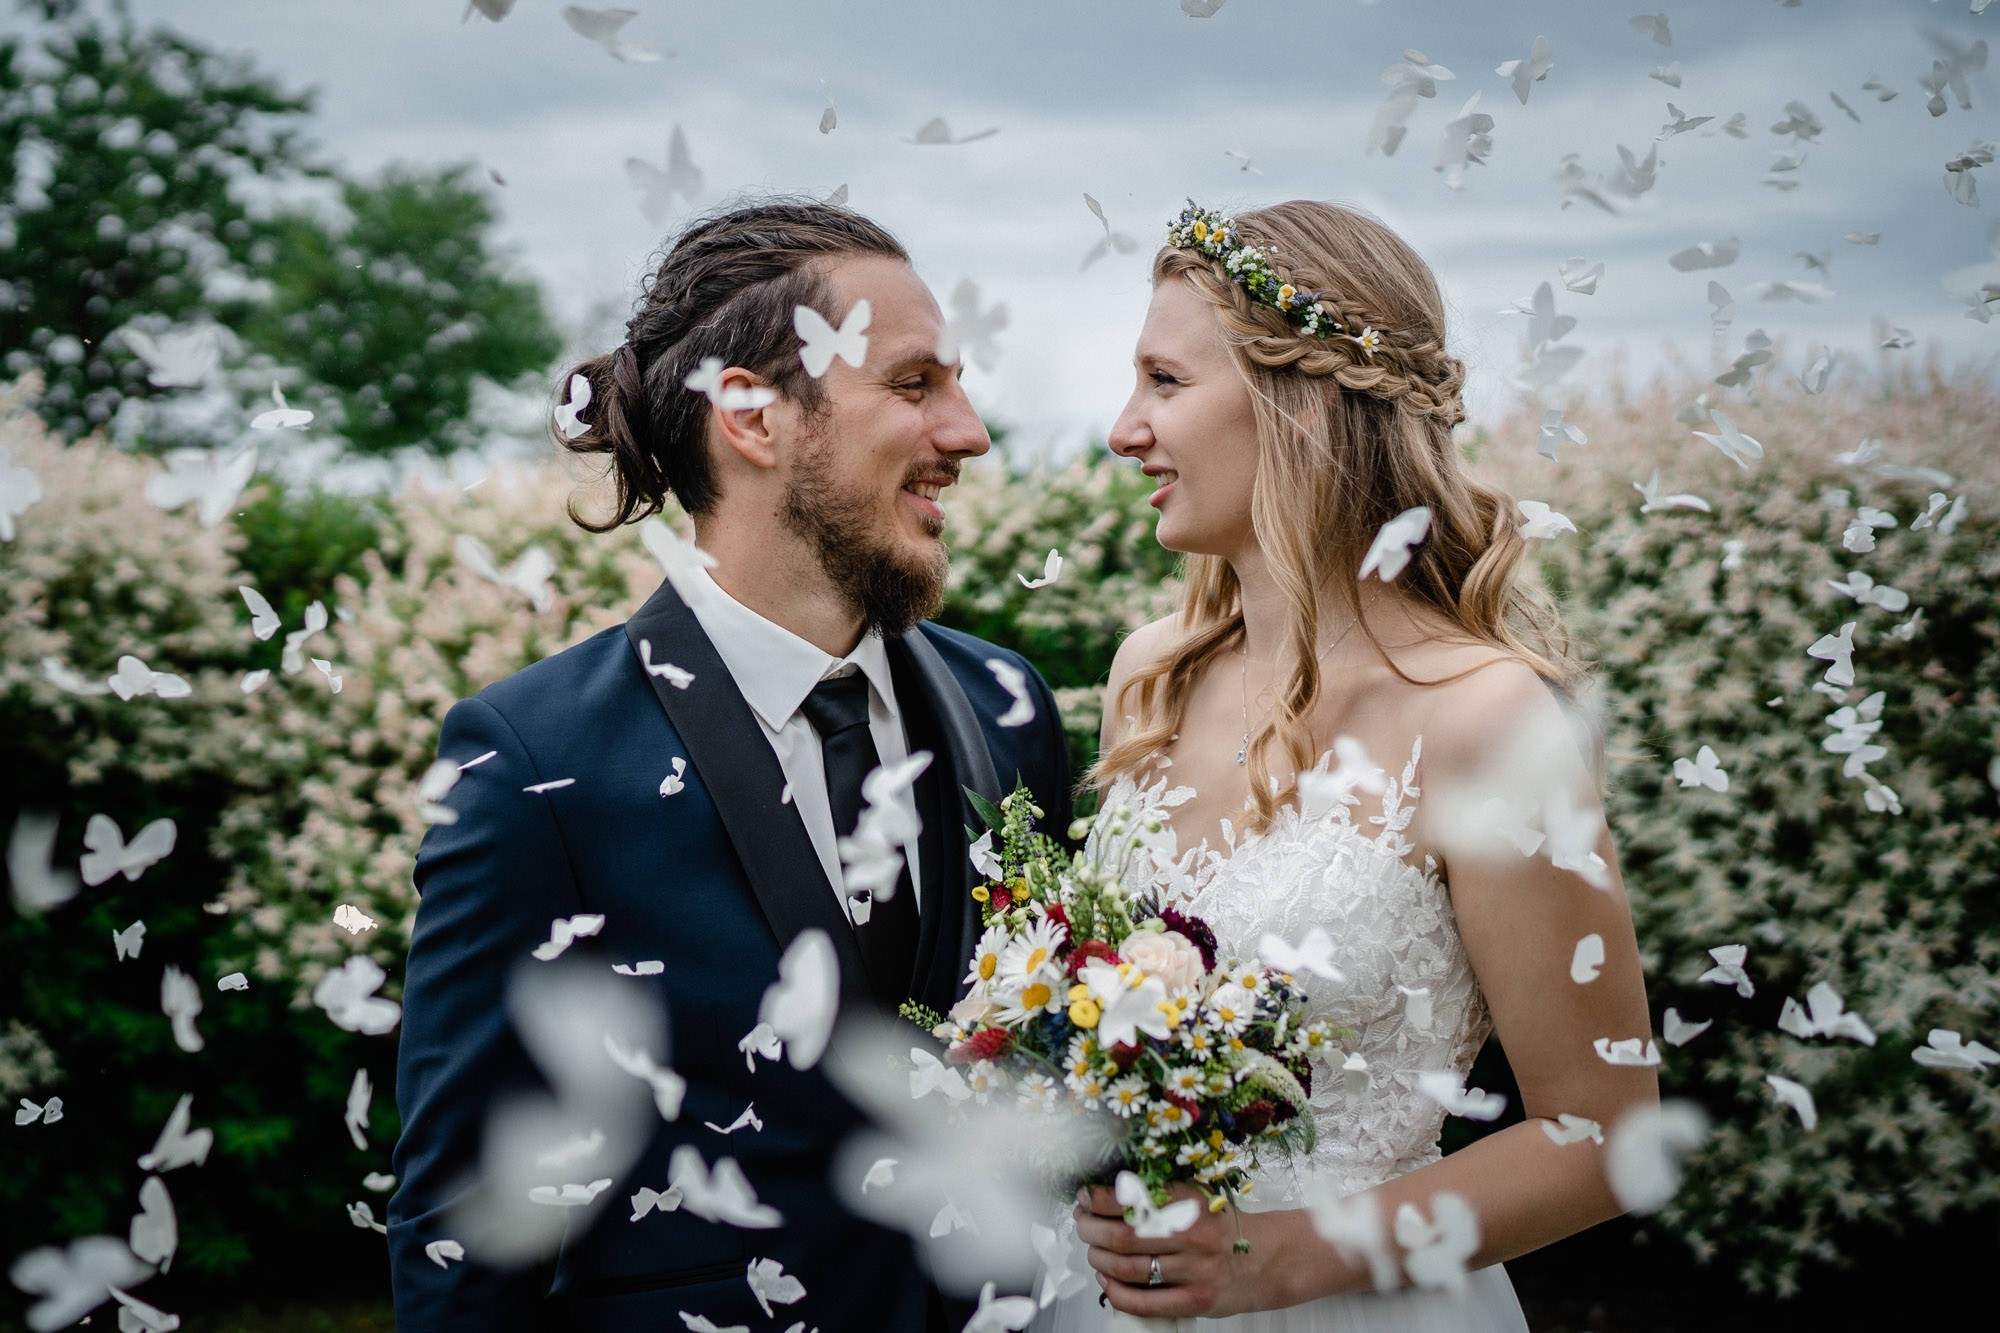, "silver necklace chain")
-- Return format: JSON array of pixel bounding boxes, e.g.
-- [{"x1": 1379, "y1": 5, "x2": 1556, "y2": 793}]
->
[{"x1": 1236, "y1": 592, "x2": 1383, "y2": 766}]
